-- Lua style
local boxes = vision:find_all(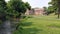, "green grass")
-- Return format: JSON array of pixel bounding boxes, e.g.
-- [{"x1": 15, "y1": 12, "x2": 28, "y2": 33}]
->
[{"x1": 13, "y1": 14, "x2": 60, "y2": 34}]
